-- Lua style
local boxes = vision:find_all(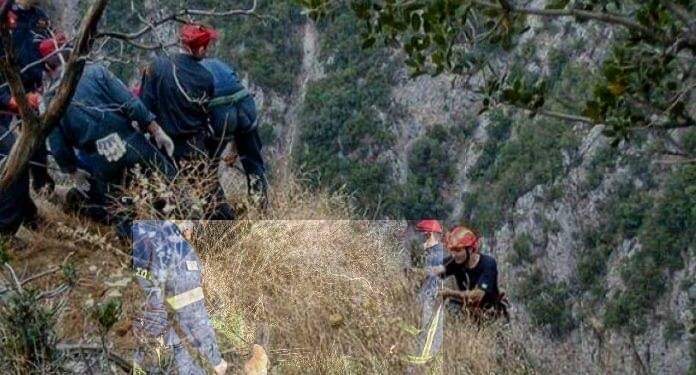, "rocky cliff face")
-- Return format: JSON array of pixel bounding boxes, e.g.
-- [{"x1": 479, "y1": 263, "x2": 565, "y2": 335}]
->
[
  {"x1": 254, "y1": 10, "x2": 694, "y2": 375},
  {"x1": 41, "y1": 1, "x2": 694, "y2": 373}
]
